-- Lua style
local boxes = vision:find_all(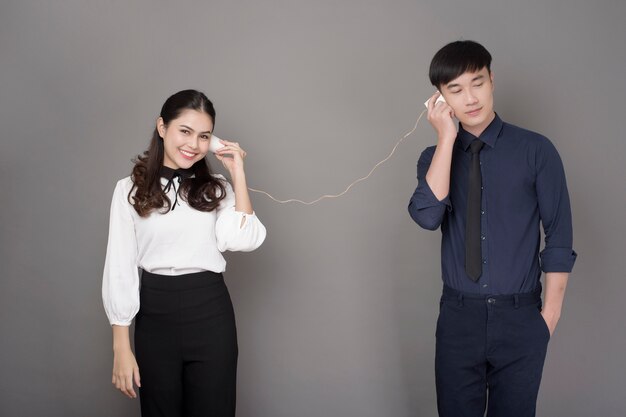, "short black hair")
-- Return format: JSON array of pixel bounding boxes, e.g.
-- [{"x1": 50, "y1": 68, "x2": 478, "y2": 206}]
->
[{"x1": 429, "y1": 40, "x2": 492, "y2": 89}]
